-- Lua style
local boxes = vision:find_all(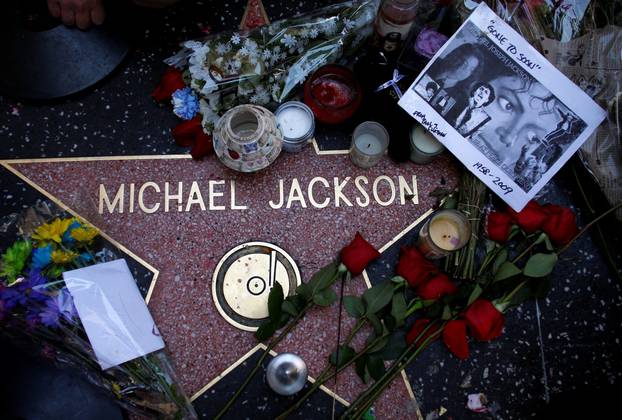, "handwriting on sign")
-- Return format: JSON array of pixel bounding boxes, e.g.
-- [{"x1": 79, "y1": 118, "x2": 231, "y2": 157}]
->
[
  {"x1": 412, "y1": 111, "x2": 447, "y2": 137},
  {"x1": 98, "y1": 175, "x2": 419, "y2": 214},
  {"x1": 486, "y1": 20, "x2": 542, "y2": 71}
]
